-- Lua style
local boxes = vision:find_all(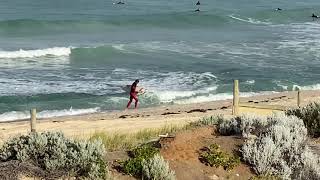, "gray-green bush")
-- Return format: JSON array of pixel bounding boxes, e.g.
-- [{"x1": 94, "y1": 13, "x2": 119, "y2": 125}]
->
[
  {"x1": 0, "y1": 132, "x2": 107, "y2": 179},
  {"x1": 218, "y1": 114, "x2": 270, "y2": 137},
  {"x1": 142, "y1": 154, "x2": 175, "y2": 180},
  {"x1": 286, "y1": 102, "x2": 320, "y2": 137},
  {"x1": 220, "y1": 114, "x2": 320, "y2": 180}
]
